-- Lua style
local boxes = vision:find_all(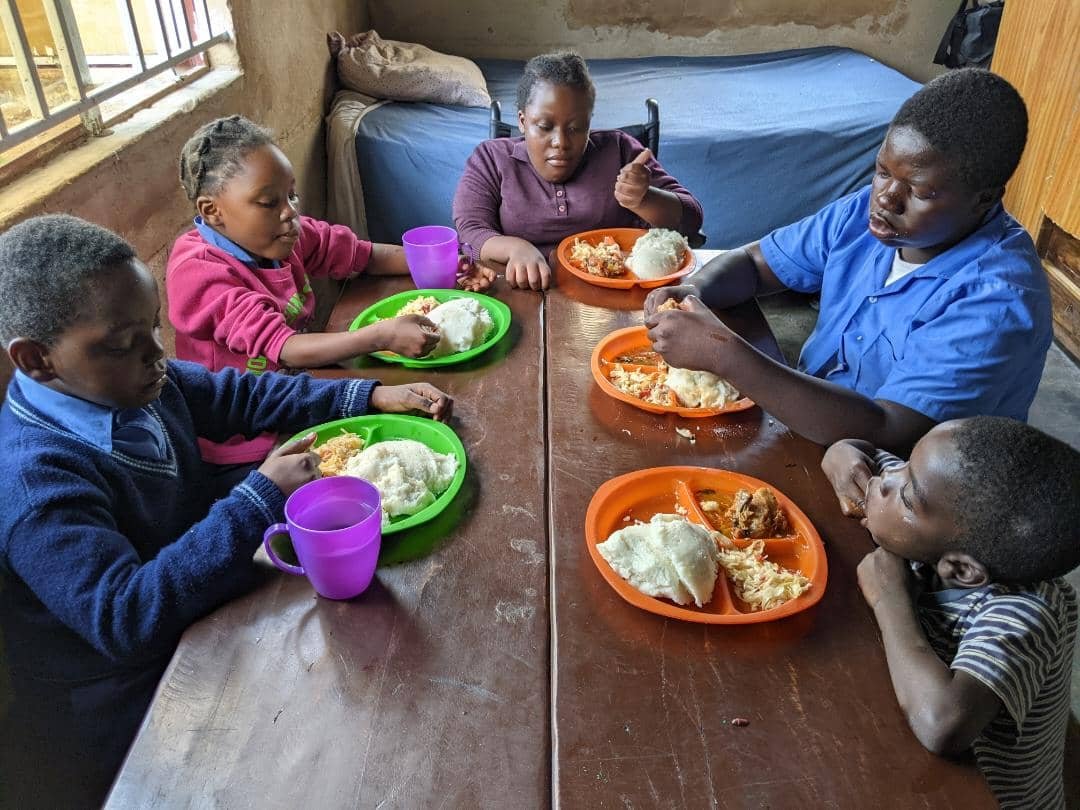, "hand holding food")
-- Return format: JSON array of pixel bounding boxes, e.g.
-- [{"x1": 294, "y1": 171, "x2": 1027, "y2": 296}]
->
[
  {"x1": 505, "y1": 241, "x2": 551, "y2": 290},
  {"x1": 821, "y1": 440, "x2": 876, "y2": 519},
  {"x1": 258, "y1": 432, "x2": 320, "y2": 497},
  {"x1": 614, "y1": 149, "x2": 653, "y2": 210},
  {"x1": 374, "y1": 314, "x2": 441, "y2": 358},
  {"x1": 643, "y1": 283, "x2": 696, "y2": 319},
  {"x1": 371, "y1": 382, "x2": 453, "y2": 422},
  {"x1": 646, "y1": 294, "x2": 731, "y2": 373}
]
